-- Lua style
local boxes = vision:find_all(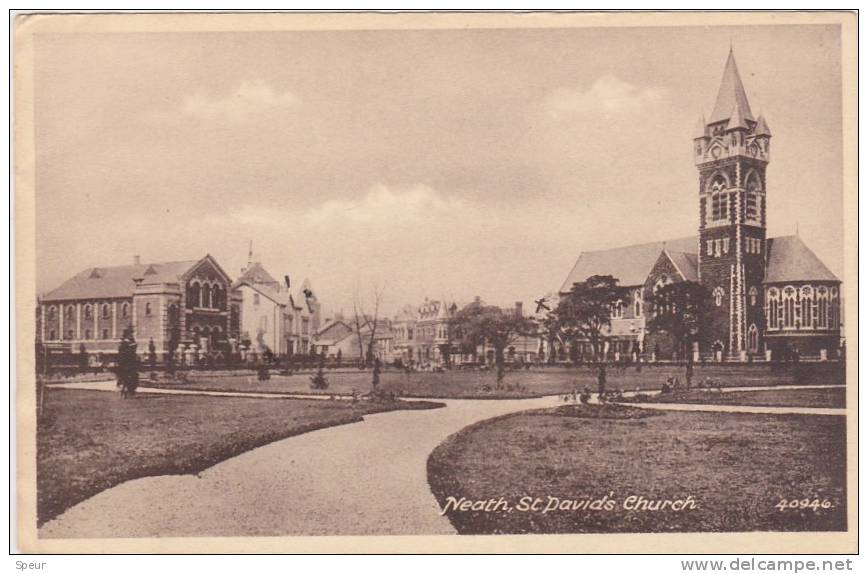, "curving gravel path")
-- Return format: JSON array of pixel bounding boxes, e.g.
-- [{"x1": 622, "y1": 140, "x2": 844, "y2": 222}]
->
[
  {"x1": 39, "y1": 395, "x2": 558, "y2": 538},
  {"x1": 40, "y1": 382, "x2": 843, "y2": 539}
]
